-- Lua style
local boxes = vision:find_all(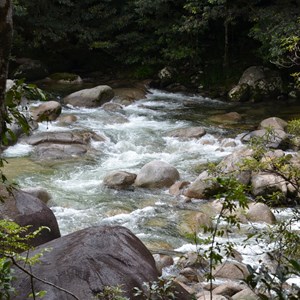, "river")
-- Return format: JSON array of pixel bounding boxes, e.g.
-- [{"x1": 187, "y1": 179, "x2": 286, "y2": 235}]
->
[{"x1": 2, "y1": 88, "x2": 300, "y2": 282}]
